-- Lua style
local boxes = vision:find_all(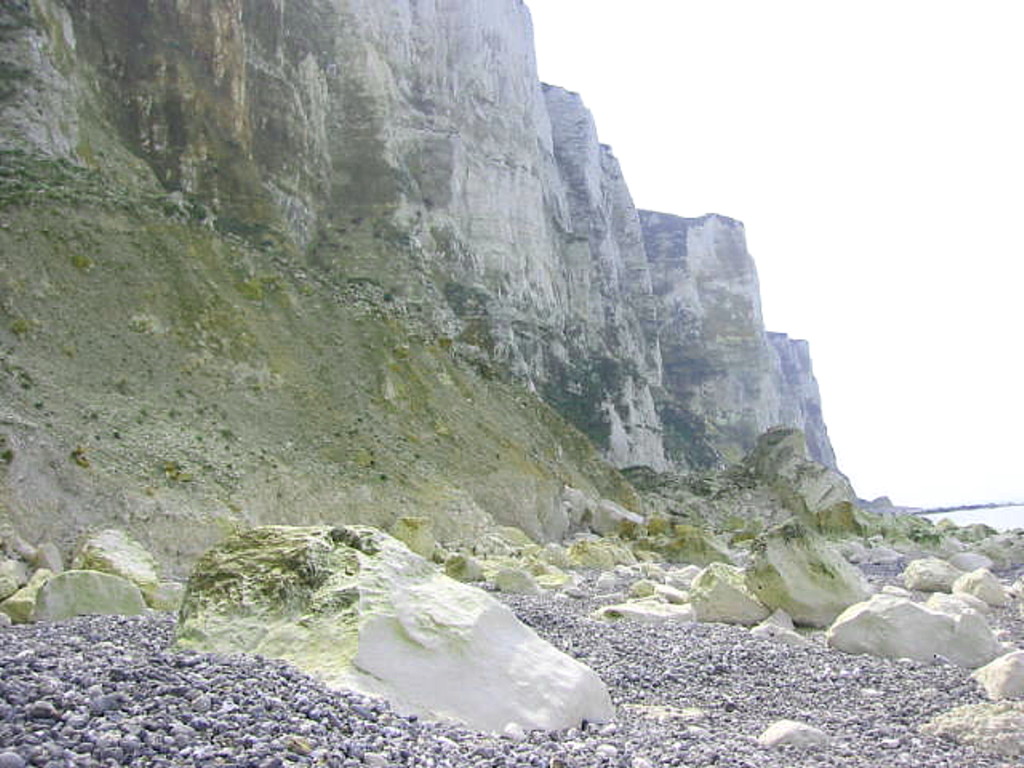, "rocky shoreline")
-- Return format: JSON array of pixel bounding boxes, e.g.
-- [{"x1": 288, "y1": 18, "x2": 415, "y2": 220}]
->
[{"x1": 2, "y1": 564, "x2": 1021, "y2": 768}]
